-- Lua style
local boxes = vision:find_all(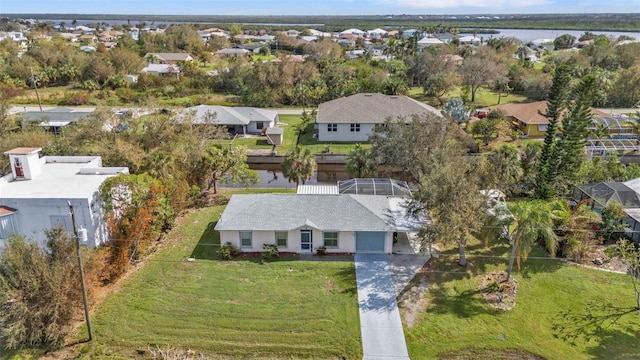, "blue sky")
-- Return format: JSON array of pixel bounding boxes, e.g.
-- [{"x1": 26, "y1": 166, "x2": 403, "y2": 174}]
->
[{"x1": 1, "y1": 0, "x2": 638, "y2": 15}]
